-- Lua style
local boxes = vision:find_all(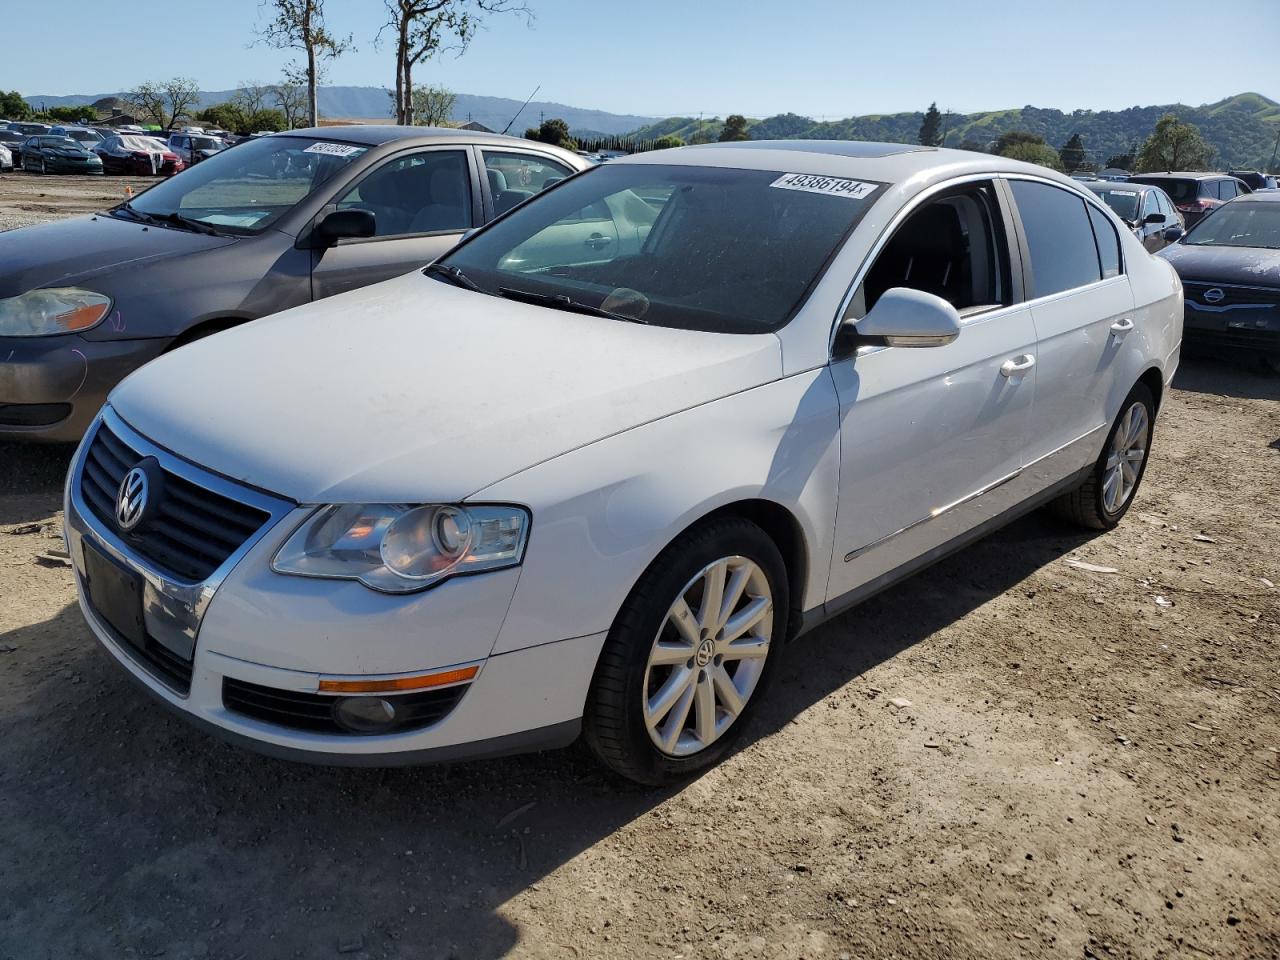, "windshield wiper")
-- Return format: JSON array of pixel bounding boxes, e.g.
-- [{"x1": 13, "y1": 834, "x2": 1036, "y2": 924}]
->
[
  {"x1": 113, "y1": 202, "x2": 160, "y2": 226},
  {"x1": 497, "y1": 286, "x2": 649, "y2": 324},
  {"x1": 158, "y1": 211, "x2": 222, "y2": 236},
  {"x1": 425, "y1": 262, "x2": 488, "y2": 294}
]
